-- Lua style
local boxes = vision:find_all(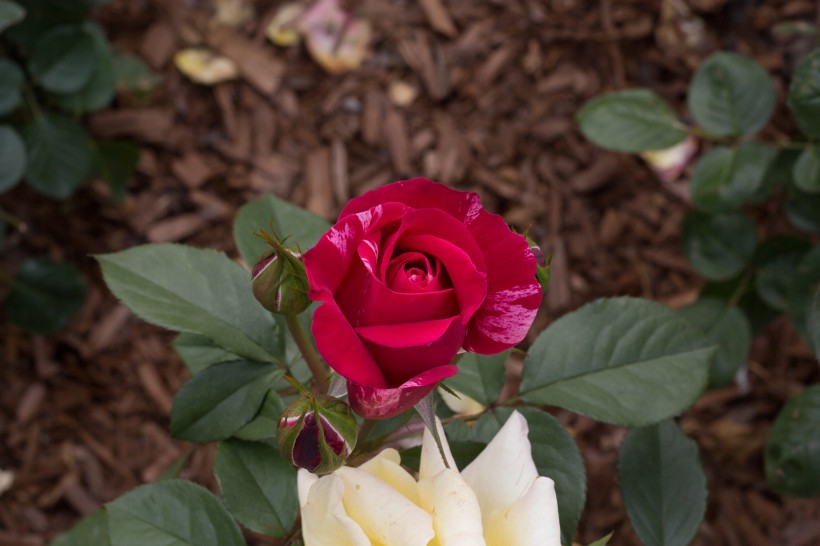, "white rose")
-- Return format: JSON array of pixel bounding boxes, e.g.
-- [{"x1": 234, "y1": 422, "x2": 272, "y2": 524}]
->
[{"x1": 297, "y1": 410, "x2": 561, "y2": 546}]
